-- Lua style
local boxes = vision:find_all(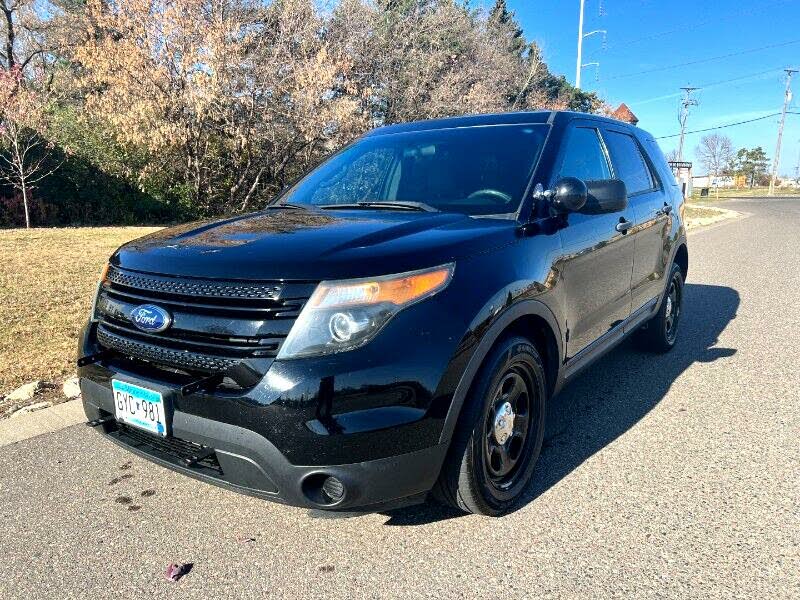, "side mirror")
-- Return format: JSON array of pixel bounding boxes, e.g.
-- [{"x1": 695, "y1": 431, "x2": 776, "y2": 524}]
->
[
  {"x1": 584, "y1": 179, "x2": 628, "y2": 214},
  {"x1": 550, "y1": 177, "x2": 587, "y2": 213}
]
